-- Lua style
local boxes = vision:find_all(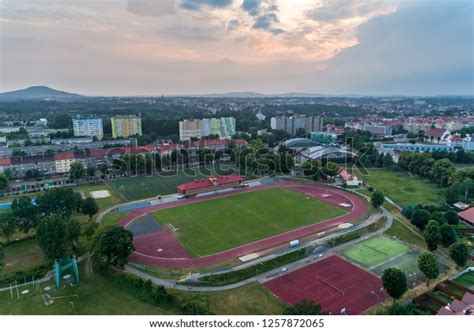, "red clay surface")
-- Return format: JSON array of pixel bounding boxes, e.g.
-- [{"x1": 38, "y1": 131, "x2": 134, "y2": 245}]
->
[
  {"x1": 118, "y1": 182, "x2": 367, "y2": 269},
  {"x1": 264, "y1": 256, "x2": 387, "y2": 315}
]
